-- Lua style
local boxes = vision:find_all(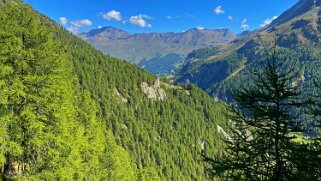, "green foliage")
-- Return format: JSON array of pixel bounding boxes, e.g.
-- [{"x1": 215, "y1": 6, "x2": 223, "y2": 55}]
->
[
  {"x1": 47, "y1": 7, "x2": 228, "y2": 180},
  {"x1": 178, "y1": 39, "x2": 321, "y2": 131},
  {"x1": 176, "y1": 18, "x2": 321, "y2": 114},
  {"x1": 51, "y1": 7, "x2": 228, "y2": 181},
  {"x1": 138, "y1": 167, "x2": 161, "y2": 181},
  {"x1": 203, "y1": 46, "x2": 321, "y2": 180},
  {"x1": 311, "y1": 80, "x2": 321, "y2": 126},
  {"x1": 0, "y1": 2, "x2": 228, "y2": 180},
  {"x1": 0, "y1": 4, "x2": 80, "y2": 179},
  {"x1": 103, "y1": 131, "x2": 136, "y2": 181},
  {"x1": 0, "y1": 3, "x2": 138, "y2": 180}
]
